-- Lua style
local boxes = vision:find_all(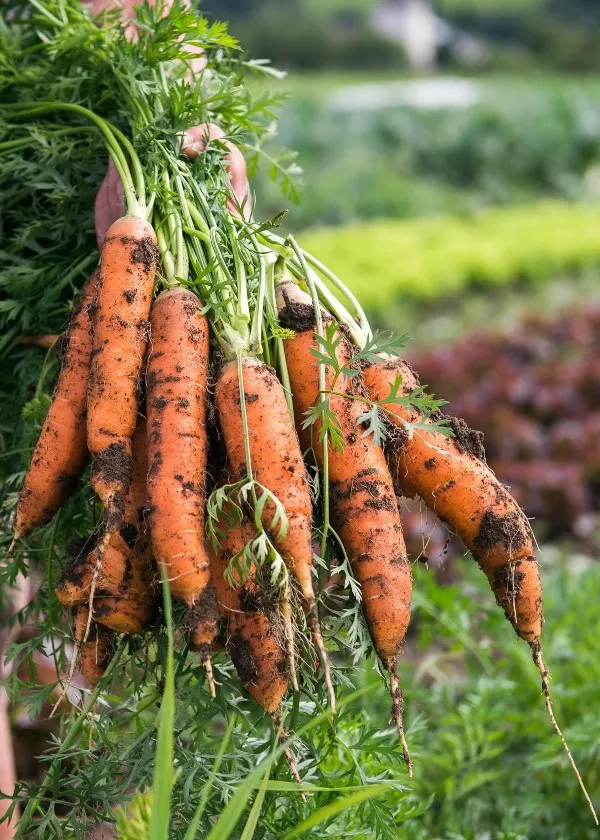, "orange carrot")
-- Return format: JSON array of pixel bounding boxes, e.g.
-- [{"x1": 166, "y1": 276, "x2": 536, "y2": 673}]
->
[
  {"x1": 211, "y1": 512, "x2": 303, "y2": 786},
  {"x1": 56, "y1": 418, "x2": 156, "y2": 634},
  {"x1": 146, "y1": 288, "x2": 211, "y2": 606},
  {"x1": 365, "y1": 354, "x2": 599, "y2": 817},
  {"x1": 211, "y1": 513, "x2": 288, "y2": 715},
  {"x1": 363, "y1": 356, "x2": 542, "y2": 645},
  {"x1": 14, "y1": 271, "x2": 97, "y2": 543},
  {"x1": 87, "y1": 216, "x2": 157, "y2": 525},
  {"x1": 277, "y1": 281, "x2": 412, "y2": 772},
  {"x1": 214, "y1": 356, "x2": 334, "y2": 703},
  {"x1": 73, "y1": 606, "x2": 114, "y2": 689}
]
